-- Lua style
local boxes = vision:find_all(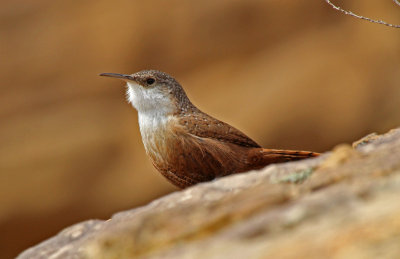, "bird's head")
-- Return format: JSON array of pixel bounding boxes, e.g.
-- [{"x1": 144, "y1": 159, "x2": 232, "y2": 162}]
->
[{"x1": 100, "y1": 70, "x2": 190, "y2": 115}]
